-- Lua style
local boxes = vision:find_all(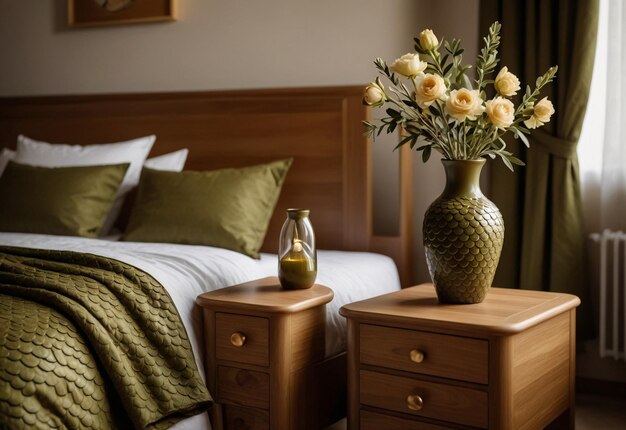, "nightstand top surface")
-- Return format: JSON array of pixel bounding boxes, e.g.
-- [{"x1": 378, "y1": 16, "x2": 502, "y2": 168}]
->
[
  {"x1": 196, "y1": 276, "x2": 333, "y2": 313},
  {"x1": 340, "y1": 283, "x2": 580, "y2": 335}
]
